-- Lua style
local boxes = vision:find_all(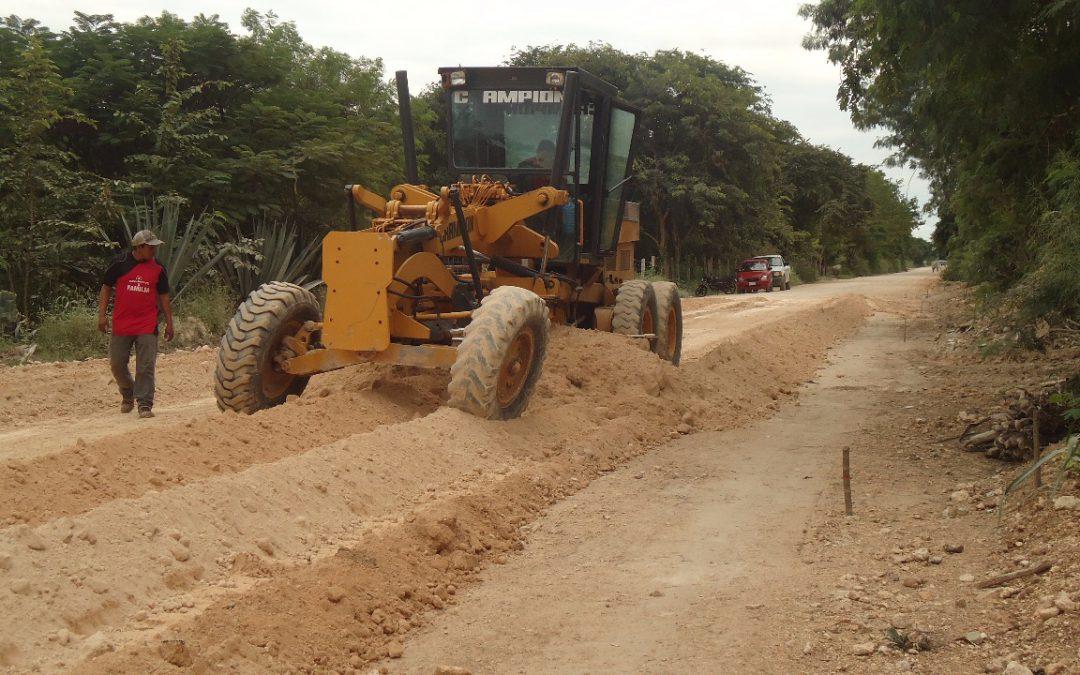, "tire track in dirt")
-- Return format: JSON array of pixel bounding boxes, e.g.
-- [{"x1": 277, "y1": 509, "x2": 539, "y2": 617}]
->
[
  {"x1": 0, "y1": 366, "x2": 445, "y2": 528},
  {"x1": 0, "y1": 349, "x2": 216, "y2": 431},
  {"x1": 0, "y1": 397, "x2": 218, "y2": 463},
  {"x1": 0, "y1": 296, "x2": 872, "y2": 673}
]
